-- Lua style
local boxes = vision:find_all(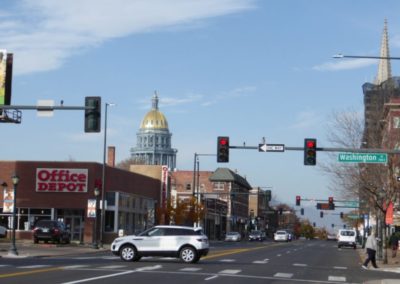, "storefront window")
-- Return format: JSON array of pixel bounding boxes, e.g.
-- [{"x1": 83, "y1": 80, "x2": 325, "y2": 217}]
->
[
  {"x1": 106, "y1": 192, "x2": 115, "y2": 206},
  {"x1": 105, "y1": 210, "x2": 114, "y2": 232}
]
